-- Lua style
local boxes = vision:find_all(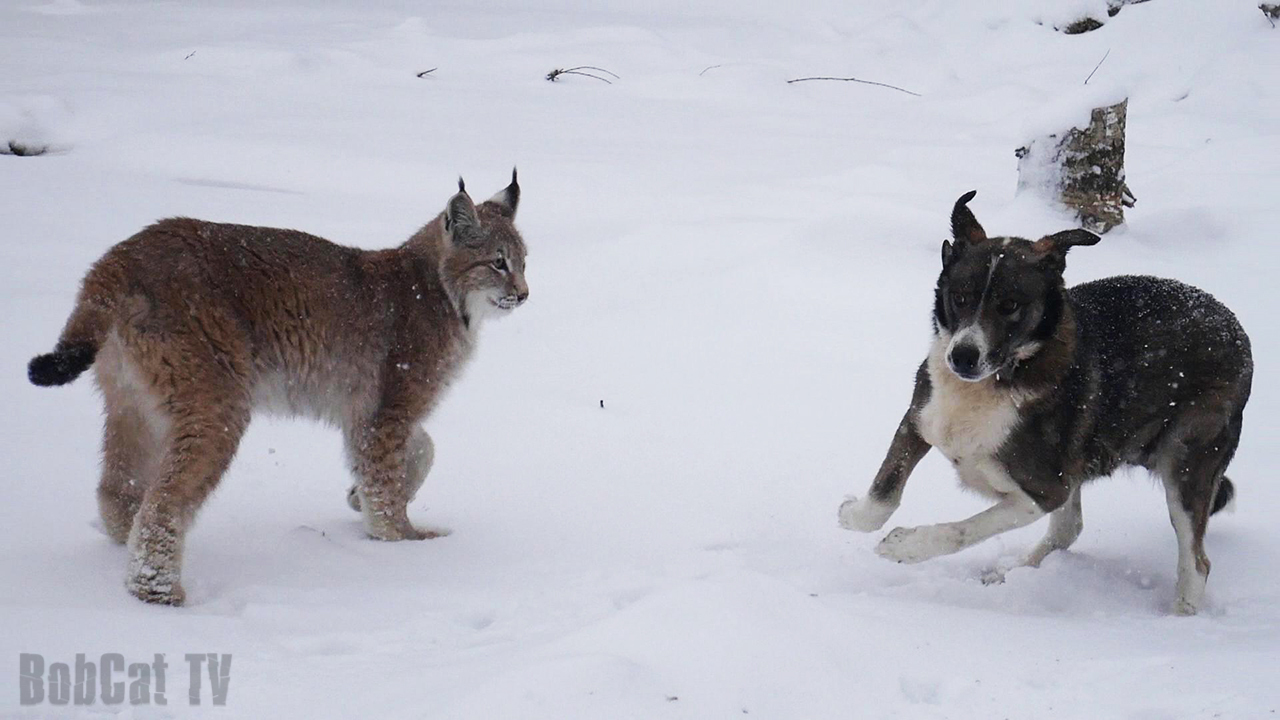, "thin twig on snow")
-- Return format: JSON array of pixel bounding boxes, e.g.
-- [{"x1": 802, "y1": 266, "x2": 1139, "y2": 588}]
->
[
  {"x1": 785, "y1": 75, "x2": 921, "y2": 97},
  {"x1": 1084, "y1": 49, "x2": 1111, "y2": 85}
]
